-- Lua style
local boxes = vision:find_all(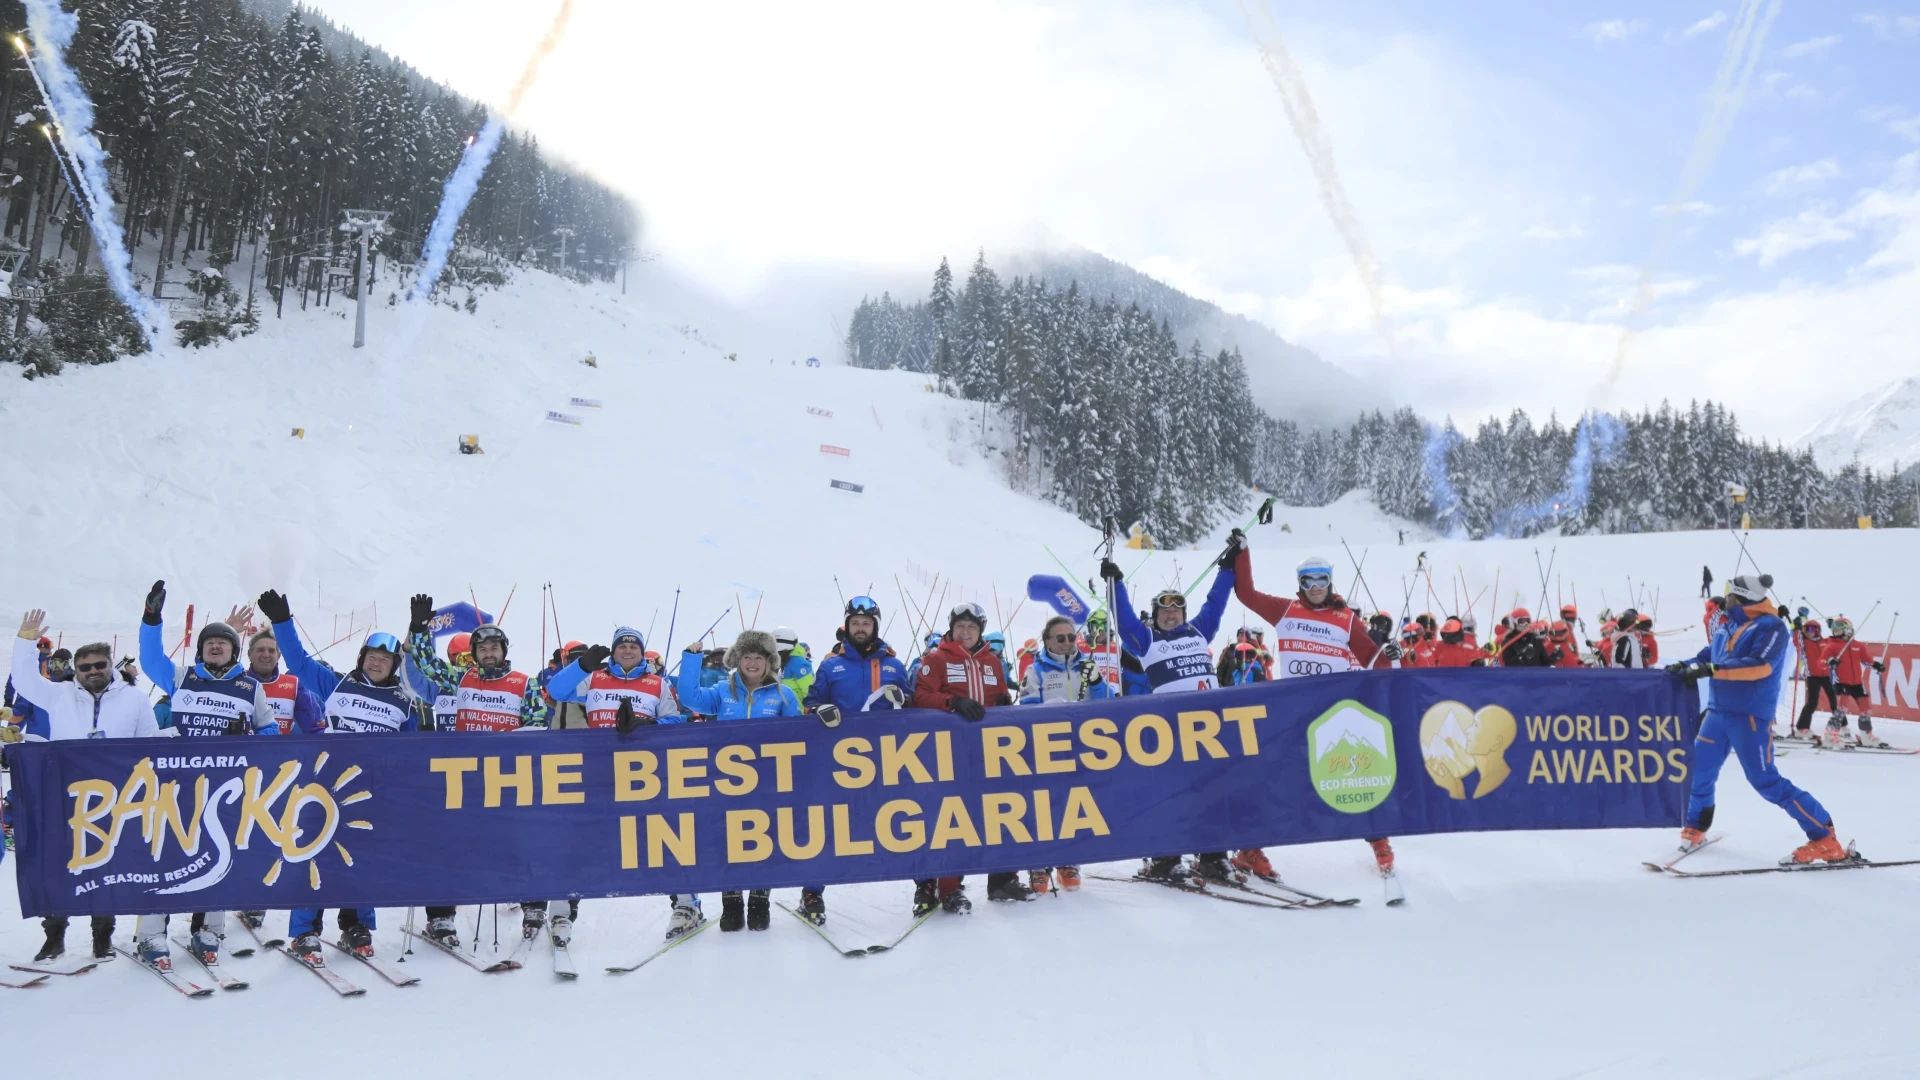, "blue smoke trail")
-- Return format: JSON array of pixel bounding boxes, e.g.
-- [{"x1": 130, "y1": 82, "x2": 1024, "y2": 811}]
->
[
  {"x1": 23, "y1": 1, "x2": 167, "y2": 348},
  {"x1": 1423, "y1": 420, "x2": 1464, "y2": 536},
  {"x1": 1491, "y1": 411, "x2": 1627, "y2": 537},
  {"x1": 410, "y1": 117, "x2": 505, "y2": 302}
]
